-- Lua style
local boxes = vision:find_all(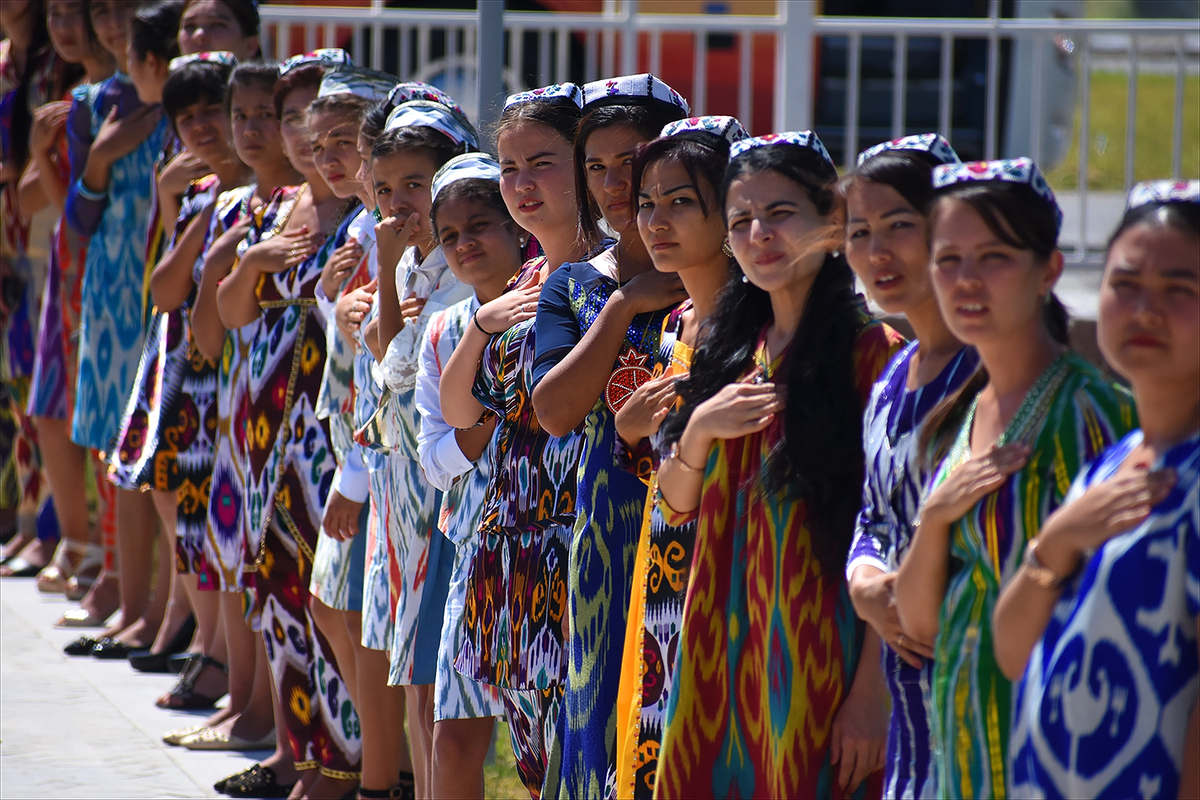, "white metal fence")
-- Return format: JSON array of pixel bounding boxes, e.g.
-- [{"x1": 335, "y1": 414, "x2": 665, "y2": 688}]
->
[{"x1": 259, "y1": 0, "x2": 1198, "y2": 258}]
